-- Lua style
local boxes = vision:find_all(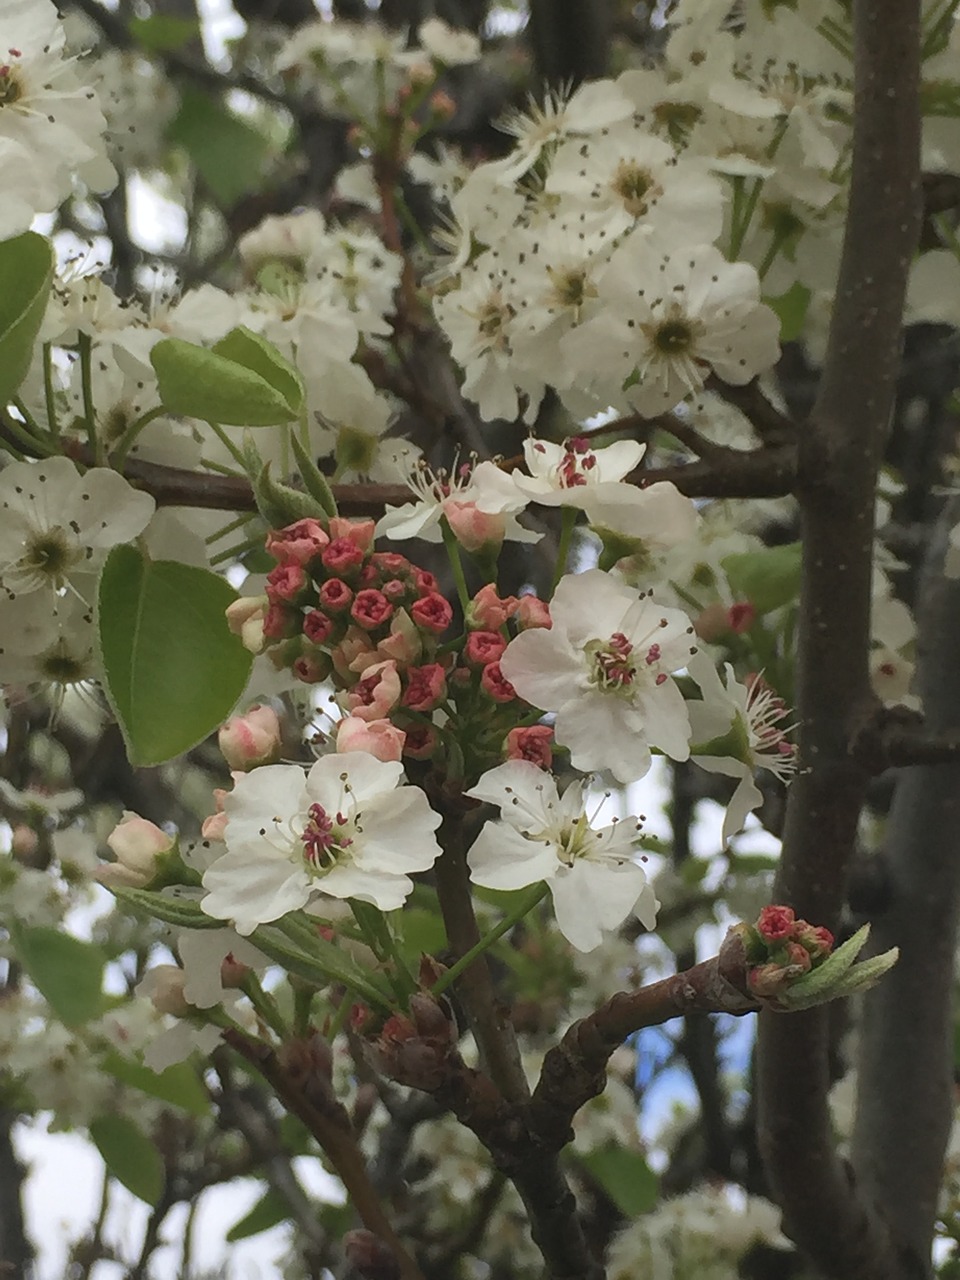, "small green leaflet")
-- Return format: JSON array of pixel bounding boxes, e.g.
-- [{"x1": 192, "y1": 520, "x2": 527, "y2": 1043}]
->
[{"x1": 90, "y1": 1115, "x2": 165, "y2": 1206}]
